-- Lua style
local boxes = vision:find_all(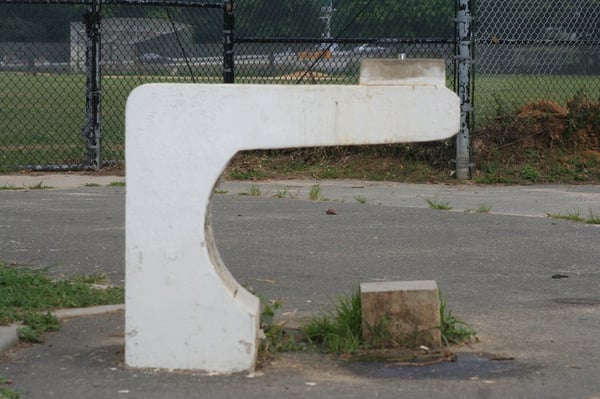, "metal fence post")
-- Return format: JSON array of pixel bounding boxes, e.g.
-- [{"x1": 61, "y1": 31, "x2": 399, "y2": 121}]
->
[
  {"x1": 223, "y1": 0, "x2": 234, "y2": 83},
  {"x1": 83, "y1": 0, "x2": 103, "y2": 169},
  {"x1": 455, "y1": 0, "x2": 473, "y2": 179}
]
